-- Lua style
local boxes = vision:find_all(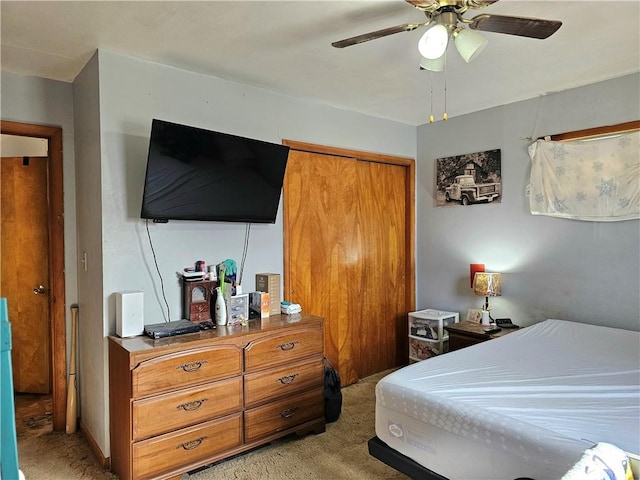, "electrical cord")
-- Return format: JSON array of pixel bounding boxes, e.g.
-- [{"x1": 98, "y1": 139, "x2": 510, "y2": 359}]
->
[
  {"x1": 238, "y1": 223, "x2": 251, "y2": 286},
  {"x1": 145, "y1": 219, "x2": 171, "y2": 322}
]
